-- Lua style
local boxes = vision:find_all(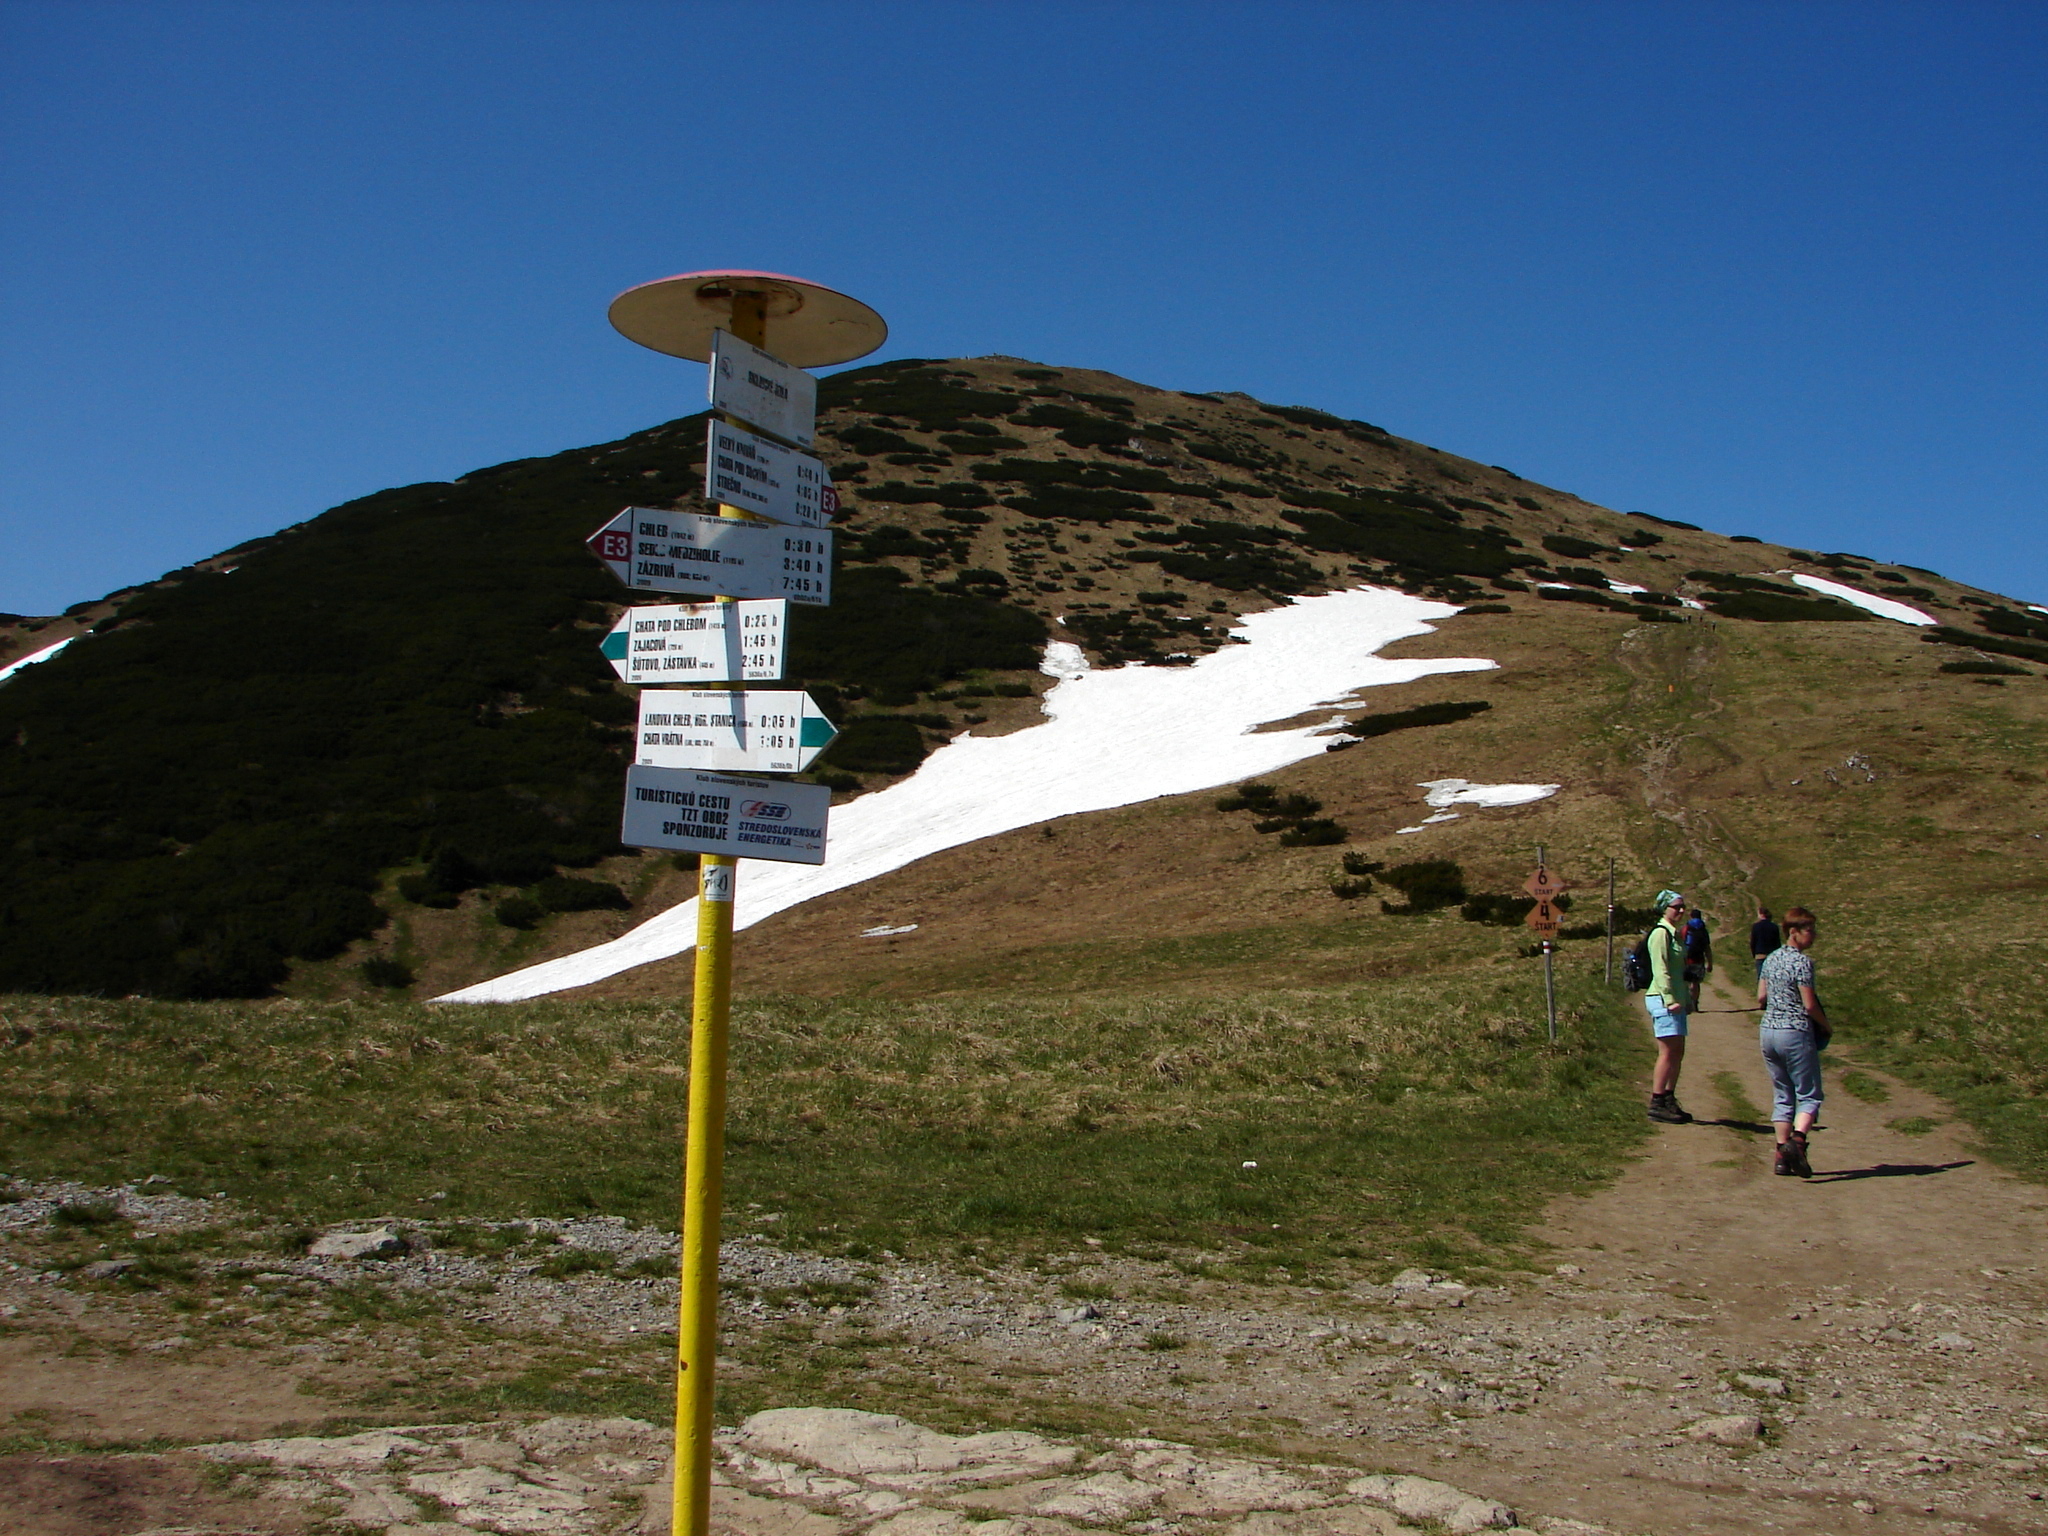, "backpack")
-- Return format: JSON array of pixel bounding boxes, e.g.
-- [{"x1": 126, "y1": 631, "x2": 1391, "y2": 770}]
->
[{"x1": 1622, "y1": 930, "x2": 1658, "y2": 992}]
